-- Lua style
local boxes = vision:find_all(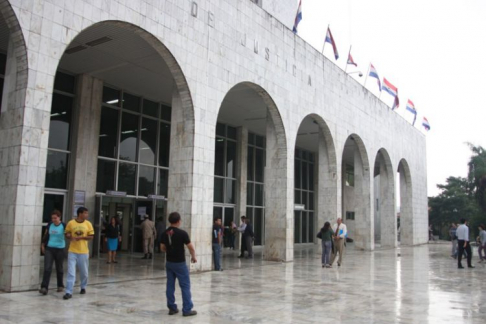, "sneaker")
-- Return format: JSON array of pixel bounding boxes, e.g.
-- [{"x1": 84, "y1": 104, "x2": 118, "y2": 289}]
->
[
  {"x1": 168, "y1": 308, "x2": 179, "y2": 315},
  {"x1": 80, "y1": 289, "x2": 86, "y2": 294},
  {"x1": 63, "y1": 293, "x2": 72, "y2": 300},
  {"x1": 468, "y1": 266, "x2": 475, "y2": 269},
  {"x1": 57, "y1": 287, "x2": 64, "y2": 293},
  {"x1": 39, "y1": 287, "x2": 47, "y2": 295},
  {"x1": 183, "y1": 310, "x2": 197, "y2": 317}
]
